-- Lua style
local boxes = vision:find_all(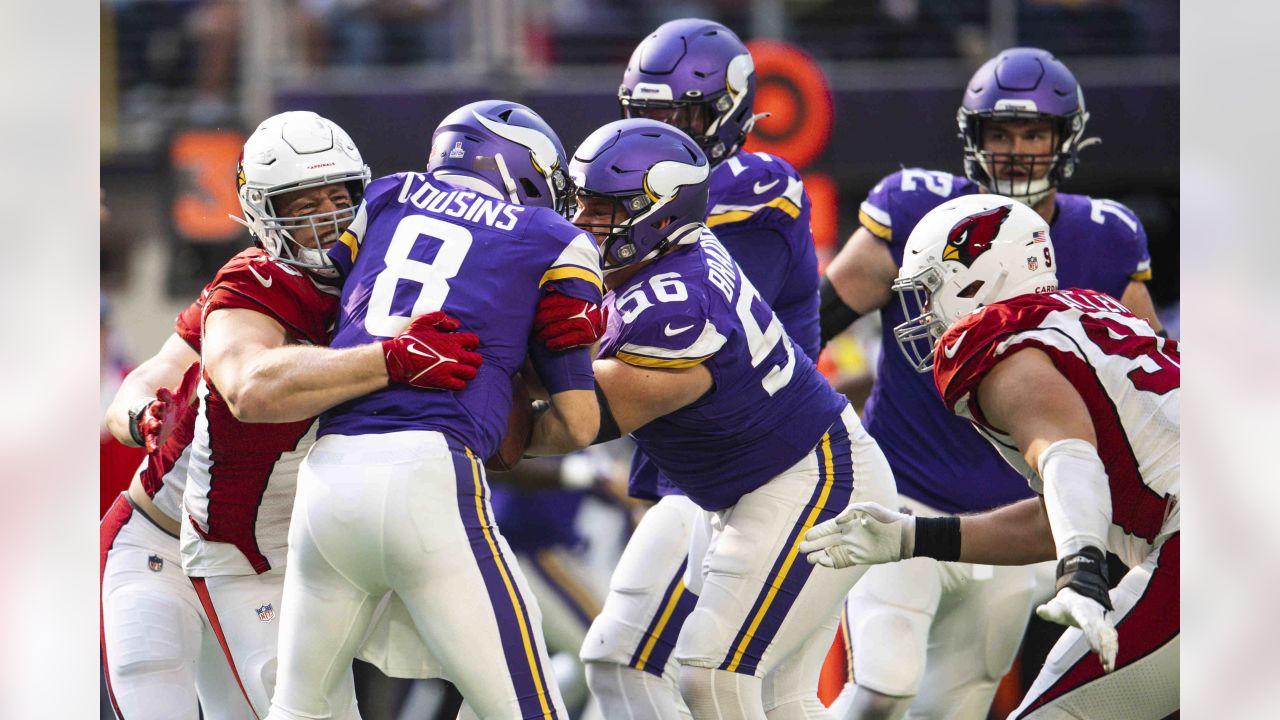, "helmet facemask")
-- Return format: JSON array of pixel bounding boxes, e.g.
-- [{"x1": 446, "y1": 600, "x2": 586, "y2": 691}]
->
[
  {"x1": 574, "y1": 188, "x2": 678, "y2": 274},
  {"x1": 959, "y1": 107, "x2": 1091, "y2": 208},
  {"x1": 890, "y1": 265, "x2": 949, "y2": 373},
  {"x1": 239, "y1": 174, "x2": 366, "y2": 279}
]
